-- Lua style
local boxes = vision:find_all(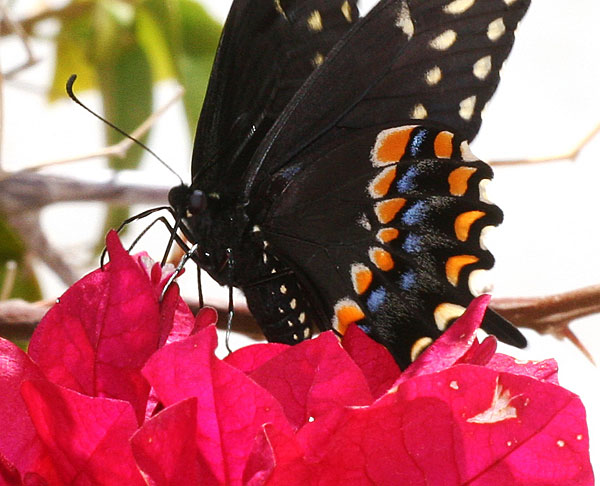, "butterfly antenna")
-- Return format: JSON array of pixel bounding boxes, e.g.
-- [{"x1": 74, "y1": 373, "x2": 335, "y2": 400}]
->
[{"x1": 66, "y1": 74, "x2": 184, "y2": 186}]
